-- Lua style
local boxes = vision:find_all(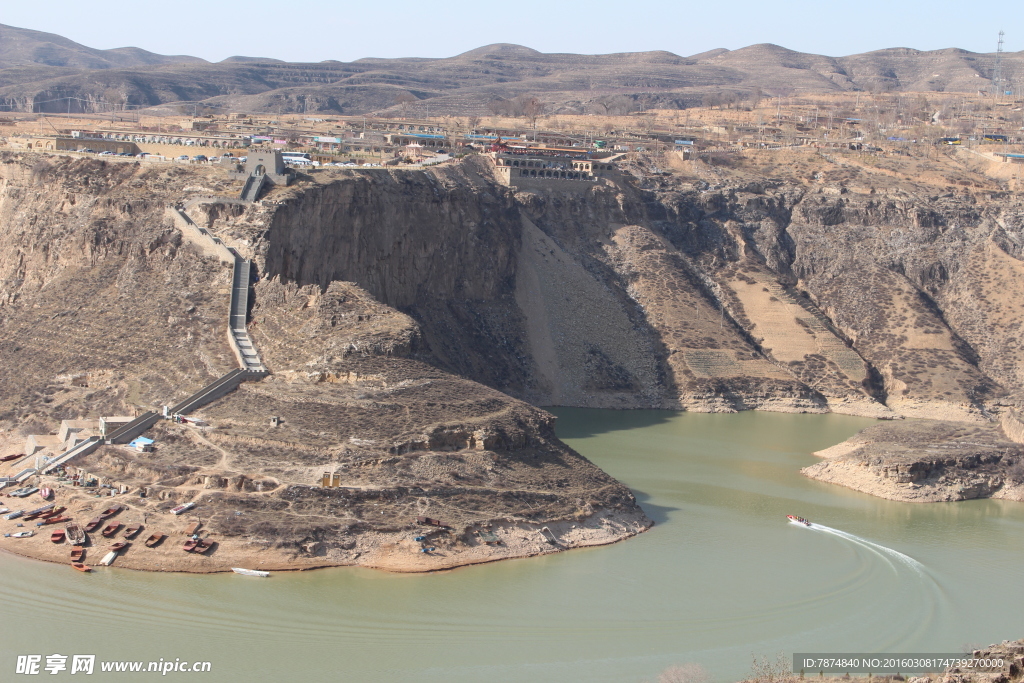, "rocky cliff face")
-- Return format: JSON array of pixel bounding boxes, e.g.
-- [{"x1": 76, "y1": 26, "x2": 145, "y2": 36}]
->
[
  {"x1": 0, "y1": 155, "x2": 241, "y2": 423},
  {"x1": 250, "y1": 157, "x2": 1024, "y2": 423},
  {"x1": 4, "y1": 147, "x2": 1024, "y2": 573},
  {"x1": 0, "y1": 152, "x2": 652, "y2": 573}
]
